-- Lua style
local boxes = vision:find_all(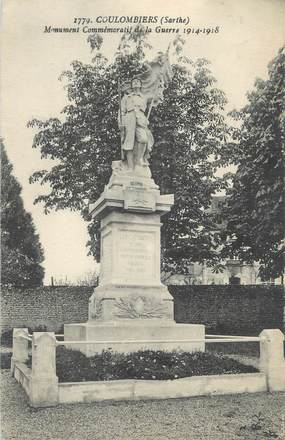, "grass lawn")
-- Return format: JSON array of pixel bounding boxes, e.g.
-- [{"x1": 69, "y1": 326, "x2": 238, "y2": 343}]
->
[
  {"x1": 206, "y1": 341, "x2": 260, "y2": 357},
  {"x1": 1, "y1": 370, "x2": 285, "y2": 440}
]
